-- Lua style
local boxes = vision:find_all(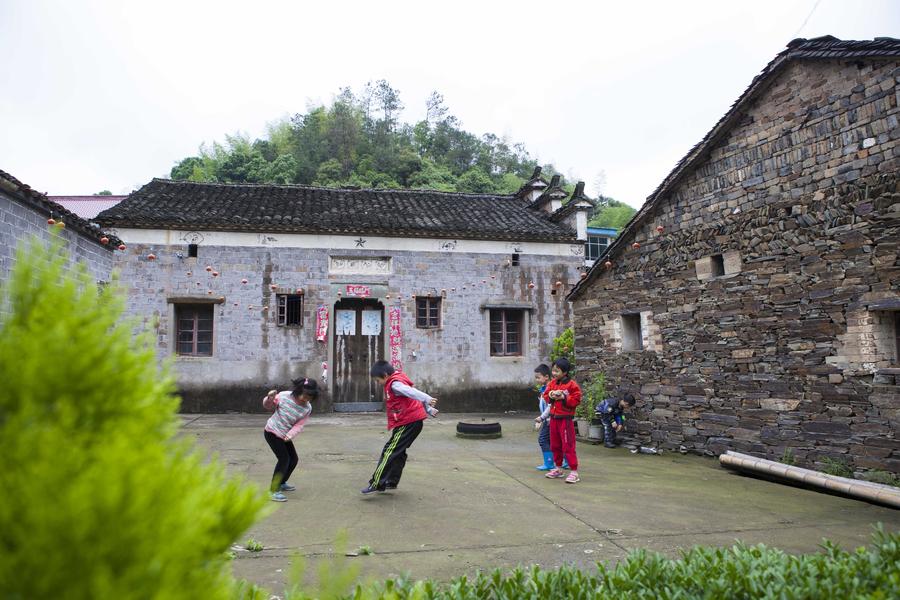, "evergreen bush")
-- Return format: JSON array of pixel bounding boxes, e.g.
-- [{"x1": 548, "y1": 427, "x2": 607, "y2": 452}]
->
[
  {"x1": 550, "y1": 327, "x2": 575, "y2": 374},
  {"x1": 0, "y1": 237, "x2": 267, "y2": 599}
]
